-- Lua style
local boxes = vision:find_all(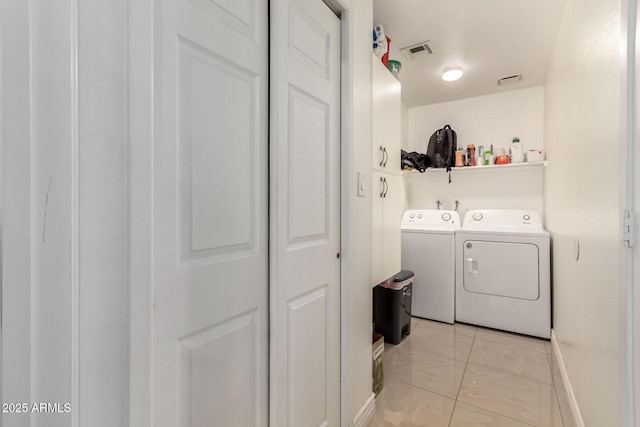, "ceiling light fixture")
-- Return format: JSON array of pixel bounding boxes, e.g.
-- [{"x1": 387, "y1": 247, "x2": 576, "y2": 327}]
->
[{"x1": 442, "y1": 67, "x2": 463, "y2": 81}]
